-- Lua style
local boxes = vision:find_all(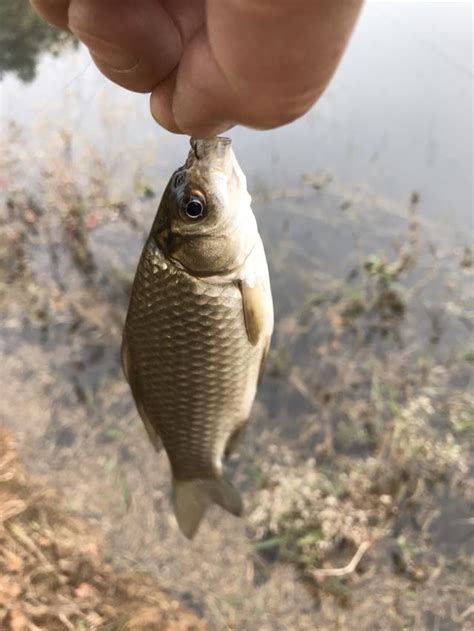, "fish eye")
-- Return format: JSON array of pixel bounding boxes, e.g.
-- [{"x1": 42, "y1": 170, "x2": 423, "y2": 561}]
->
[{"x1": 184, "y1": 196, "x2": 205, "y2": 220}]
